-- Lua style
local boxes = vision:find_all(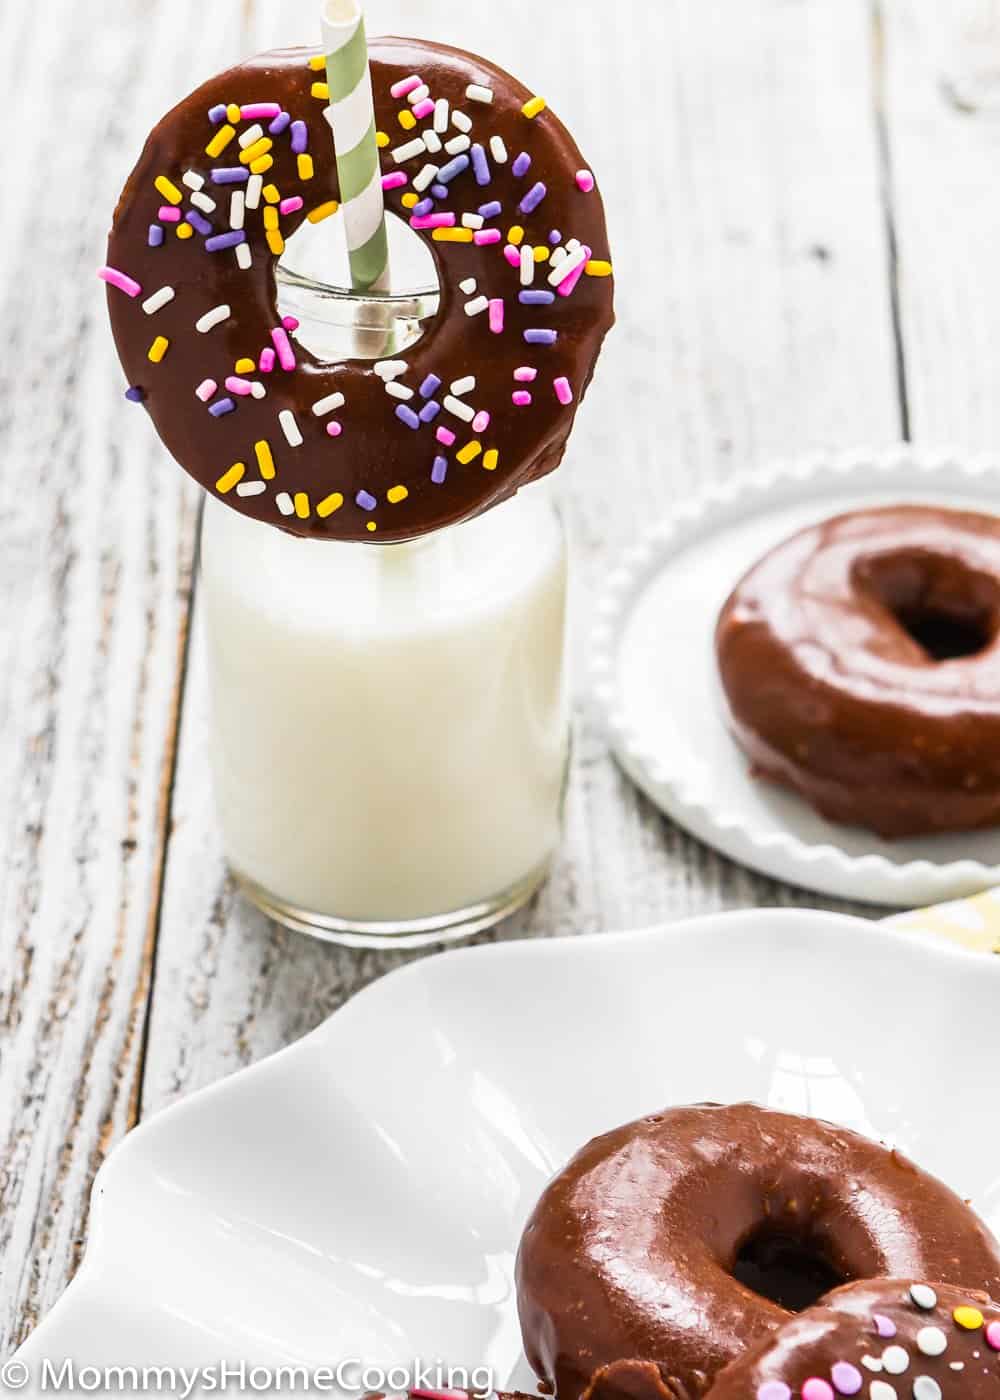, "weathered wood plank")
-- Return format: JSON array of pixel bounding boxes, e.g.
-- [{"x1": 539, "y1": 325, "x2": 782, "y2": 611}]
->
[{"x1": 139, "y1": 0, "x2": 901, "y2": 1118}]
